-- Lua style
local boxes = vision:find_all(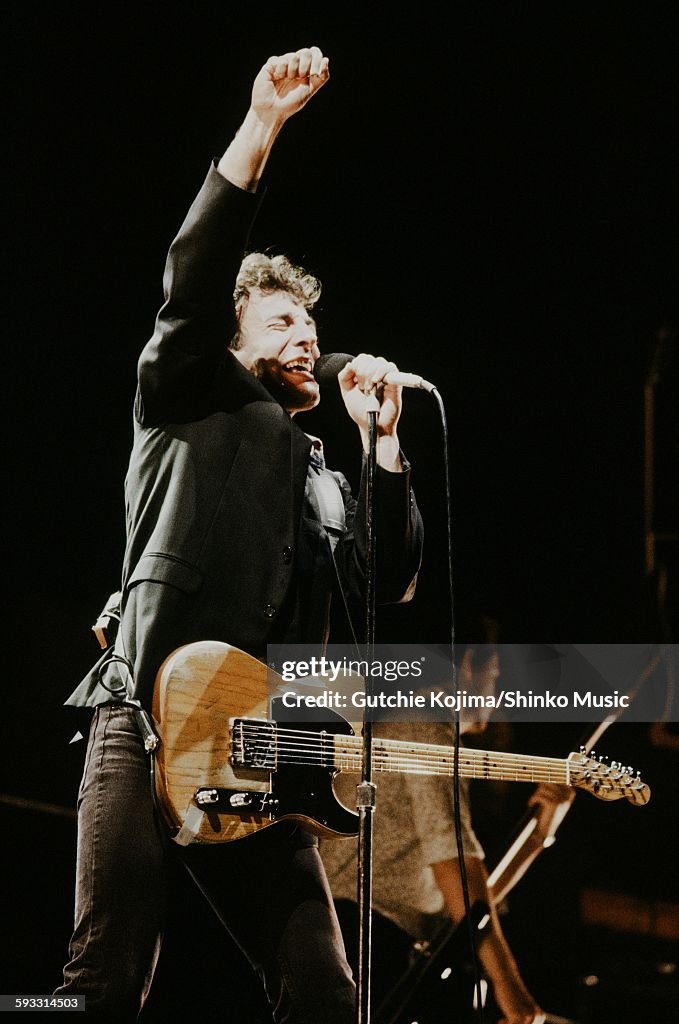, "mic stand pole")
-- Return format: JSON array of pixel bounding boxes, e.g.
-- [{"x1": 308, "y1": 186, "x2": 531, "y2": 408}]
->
[{"x1": 357, "y1": 401, "x2": 379, "y2": 1024}]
